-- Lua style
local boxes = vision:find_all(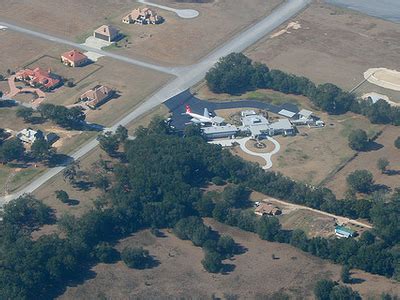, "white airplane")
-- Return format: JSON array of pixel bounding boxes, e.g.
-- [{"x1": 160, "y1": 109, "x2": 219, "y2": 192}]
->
[{"x1": 184, "y1": 104, "x2": 213, "y2": 124}]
